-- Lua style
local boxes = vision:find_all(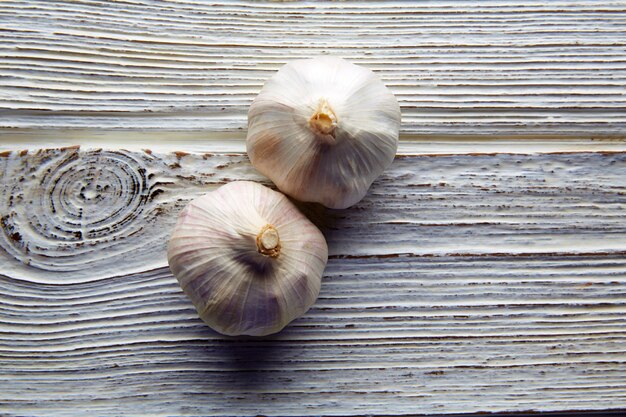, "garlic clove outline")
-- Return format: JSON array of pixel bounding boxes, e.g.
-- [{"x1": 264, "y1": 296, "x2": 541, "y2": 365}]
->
[
  {"x1": 167, "y1": 181, "x2": 328, "y2": 337},
  {"x1": 246, "y1": 56, "x2": 401, "y2": 209}
]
